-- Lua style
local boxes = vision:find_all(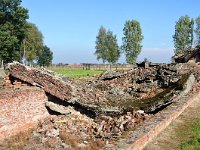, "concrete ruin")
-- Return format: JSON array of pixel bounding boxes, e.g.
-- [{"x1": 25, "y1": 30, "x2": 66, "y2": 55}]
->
[
  {"x1": 172, "y1": 45, "x2": 200, "y2": 63},
  {"x1": 8, "y1": 62, "x2": 194, "y2": 115},
  {"x1": 0, "y1": 78, "x2": 49, "y2": 140},
  {"x1": 1, "y1": 54, "x2": 200, "y2": 149}
]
